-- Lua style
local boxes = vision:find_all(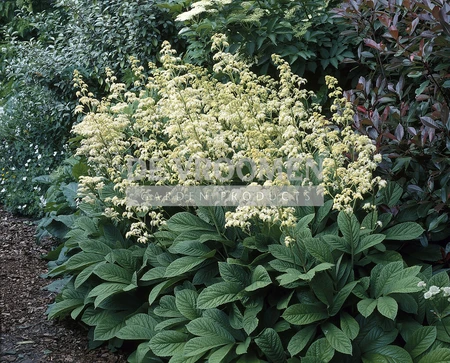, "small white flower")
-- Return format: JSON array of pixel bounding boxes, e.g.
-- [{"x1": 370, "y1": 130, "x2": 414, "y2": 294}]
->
[
  {"x1": 429, "y1": 286, "x2": 440, "y2": 295},
  {"x1": 22, "y1": 176, "x2": 27, "y2": 181},
  {"x1": 378, "y1": 180, "x2": 387, "y2": 188},
  {"x1": 1, "y1": 188, "x2": 5, "y2": 193},
  {"x1": 417, "y1": 281, "x2": 427, "y2": 288},
  {"x1": 424, "y1": 291, "x2": 433, "y2": 299},
  {"x1": 442, "y1": 286, "x2": 450, "y2": 297},
  {"x1": 37, "y1": 154, "x2": 42, "y2": 159},
  {"x1": 376, "y1": 221, "x2": 383, "y2": 228}
]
